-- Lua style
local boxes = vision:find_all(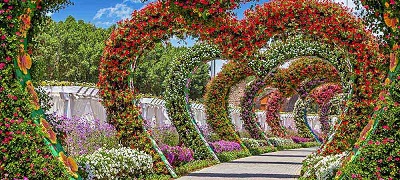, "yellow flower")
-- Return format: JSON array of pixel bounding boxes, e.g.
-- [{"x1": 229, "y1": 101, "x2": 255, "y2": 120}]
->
[
  {"x1": 17, "y1": 45, "x2": 32, "y2": 74},
  {"x1": 390, "y1": 52, "x2": 398, "y2": 72},
  {"x1": 26, "y1": 81, "x2": 40, "y2": 110},
  {"x1": 40, "y1": 118, "x2": 58, "y2": 144},
  {"x1": 59, "y1": 152, "x2": 79, "y2": 178},
  {"x1": 385, "y1": 2, "x2": 389, "y2": 8}
]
